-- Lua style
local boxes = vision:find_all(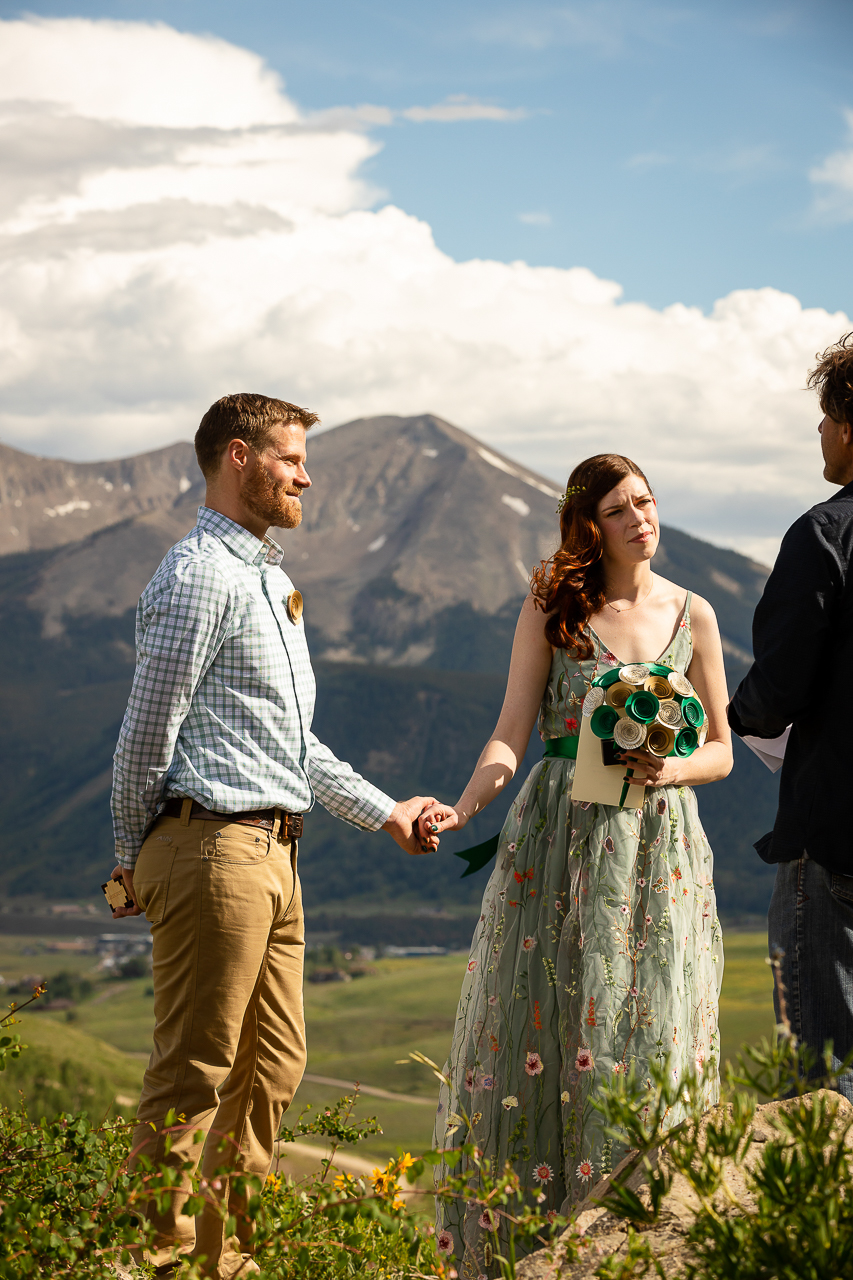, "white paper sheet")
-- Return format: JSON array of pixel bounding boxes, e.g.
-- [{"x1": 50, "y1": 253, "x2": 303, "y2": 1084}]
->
[{"x1": 742, "y1": 725, "x2": 790, "y2": 774}]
